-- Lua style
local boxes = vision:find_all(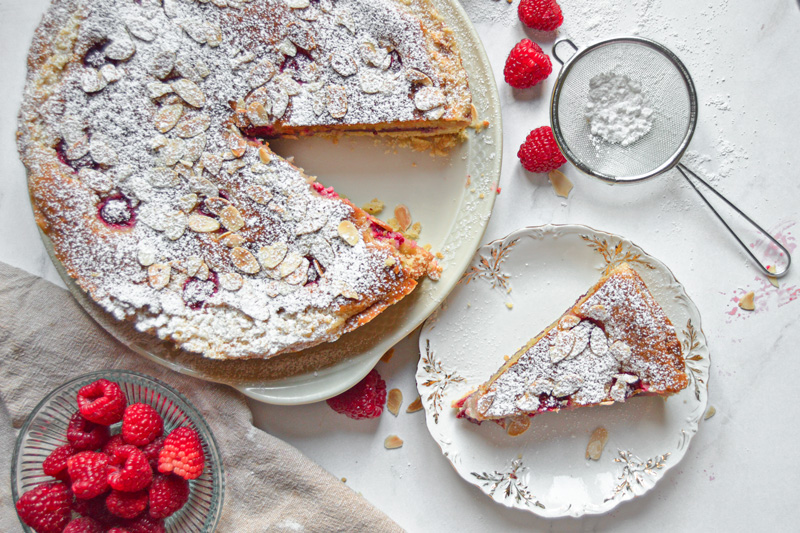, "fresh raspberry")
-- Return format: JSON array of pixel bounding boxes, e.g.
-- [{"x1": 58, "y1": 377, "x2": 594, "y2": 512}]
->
[
  {"x1": 15, "y1": 481, "x2": 72, "y2": 533},
  {"x1": 518, "y1": 0, "x2": 563, "y2": 31},
  {"x1": 102, "y1": 434, "x2": 127, "y2": 456},
  {"x1": 67, "y1": 451, "x2": 110, "y2": 500},
  {"x1": 326, "y1": 369, "x2": 387, "y2": 420},
  {"x1": 141, "y1": 436, "x2": 166, "y2": 471},
  {"x1": 517, "y1": 126, "x2": 567, "y2": 173},
  {"x1": 67, "y1": 412, "x2": 110, "y2": 451},
  {"x1": 107, "y1": 444, "x2": 153, "y2": 492},
  {"x1": 122, "y1": 403, "x2": 163, "y2": 447},
  {"x1": 503, "y1": 39, "x2": 553, "y2": 89},
  {"x1": 157, "y1": 427, "x2": 205, "y2": 480},
  {"x1": 64, "y1": 516, "x2": 104, "y2": 533},
  {"x1": 148, "y1": 474, "x2": 189, "y2": 519},
  {"x1": 119, "y1": 515, "x2": 166, "y2": 533},
  {"x1": 77, "y1": 379, "x2": 127, "y2": 426},
  {"x1": 73, "y1": 496, "x2": 117, "y2": 527},
  {"x1": 107, "y1": 529, "x2": 131, "y2": 533},
  {"x1": 42, "y1": 444, "x2": 77, "y2": 481},
  {"x1": 106, "y1": 489, "x2": 149, "y2": 519}
]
